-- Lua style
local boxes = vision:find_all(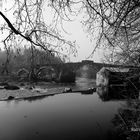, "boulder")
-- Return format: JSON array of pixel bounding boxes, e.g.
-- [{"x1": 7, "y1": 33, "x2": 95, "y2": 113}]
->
[
  {"x1": 96, "y1": 67, "x2": 139, "y2": 100},
  {"x1": 96, "y1": 67, "x2": 110, "y2": 87},
  {"x1": 7, "y1": 96, "x2": 15, "y2": 100},
  {"x1": 0, "y1": 82, "x2": 9, "y2": 89},
  {"x1": 65, "y1": 87, "x2": 96, "y2": 94},
  {"x1": 63, "y1": 87, "x2": 72, "y2": 93},
  {"x1": 78, "y1": 87, "x2": 96, "y2": 95},
  {"x1": 96, "y1": 67, "x2": 129, "y2": 87},
  {"x1": 4, "y1": 85, "x2": 20, "y2": 90}
]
